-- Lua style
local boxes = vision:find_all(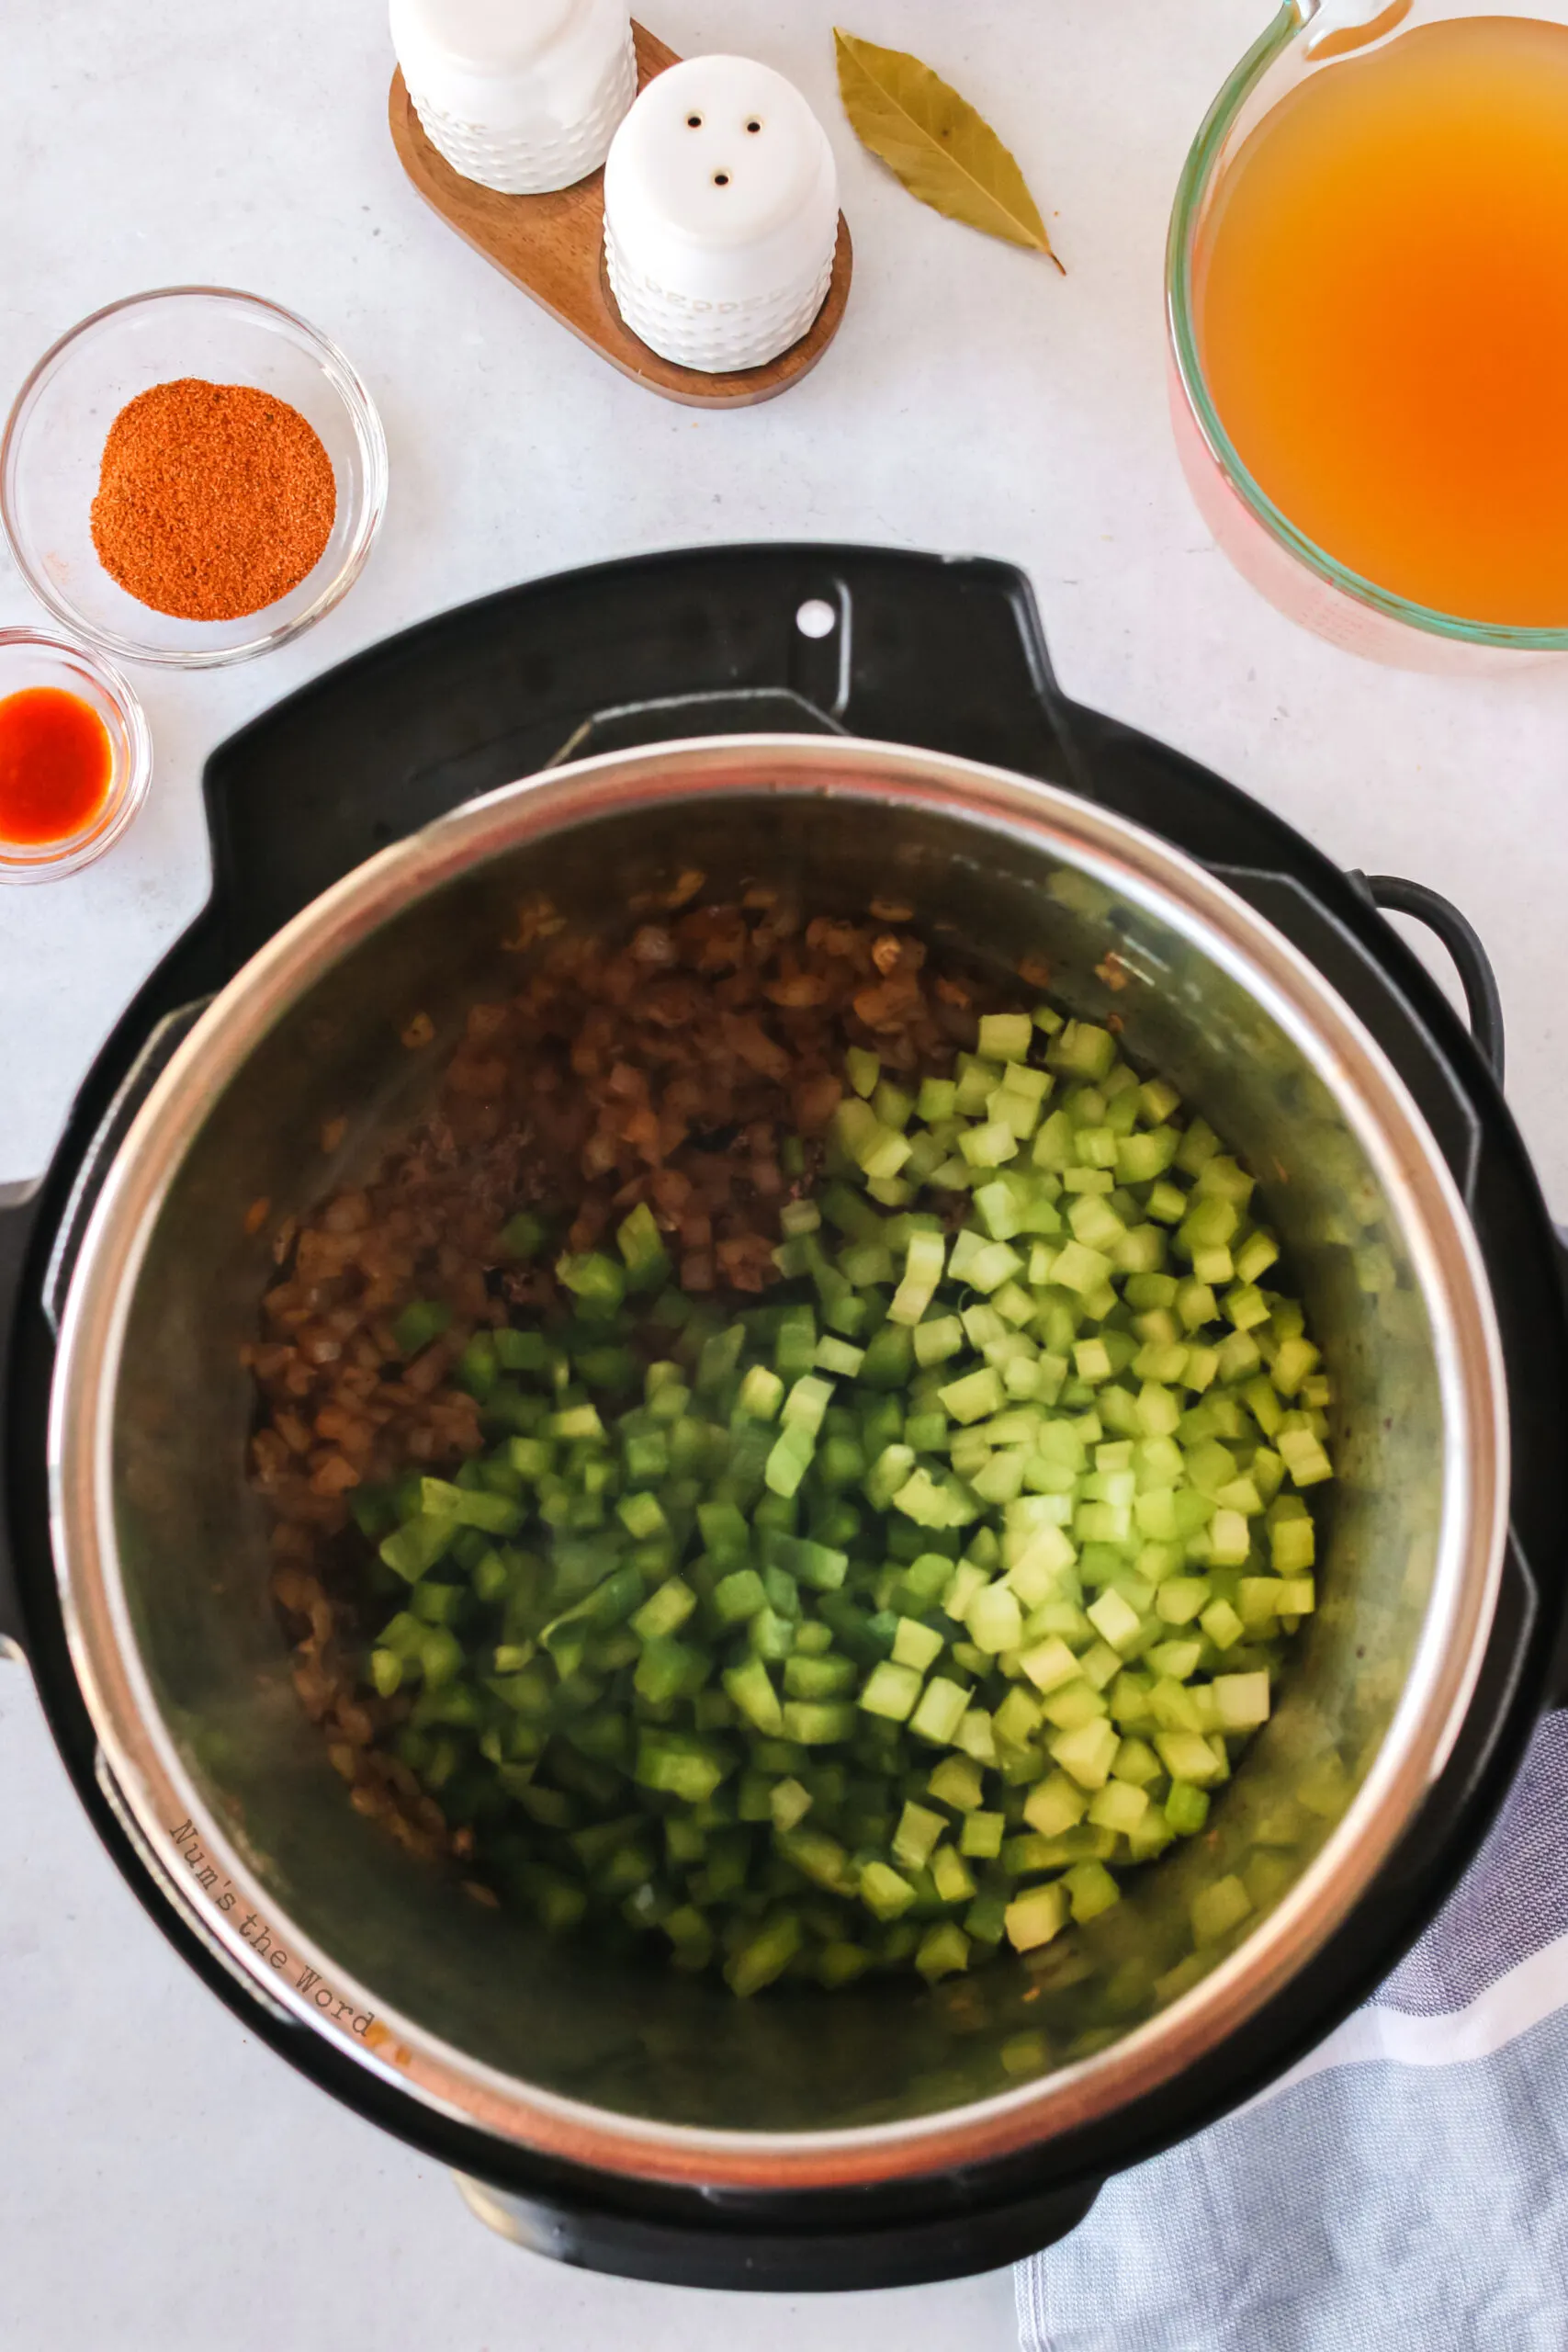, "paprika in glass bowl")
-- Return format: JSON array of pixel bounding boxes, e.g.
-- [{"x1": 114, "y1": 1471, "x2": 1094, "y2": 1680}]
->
[{"x1": 0, "y1": 288, "x2": 388, "y2": 669}]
